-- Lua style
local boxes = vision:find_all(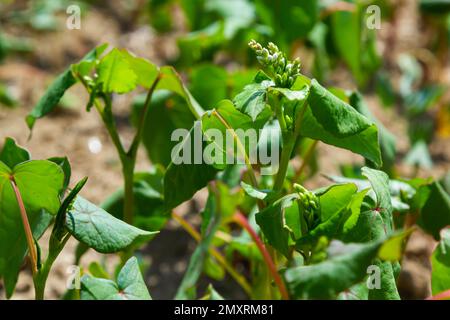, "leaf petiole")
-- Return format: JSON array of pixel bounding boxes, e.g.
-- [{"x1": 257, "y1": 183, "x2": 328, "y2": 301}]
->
[{"x1": 9, "y1": 176, "x2": 38, "y2": 276}]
